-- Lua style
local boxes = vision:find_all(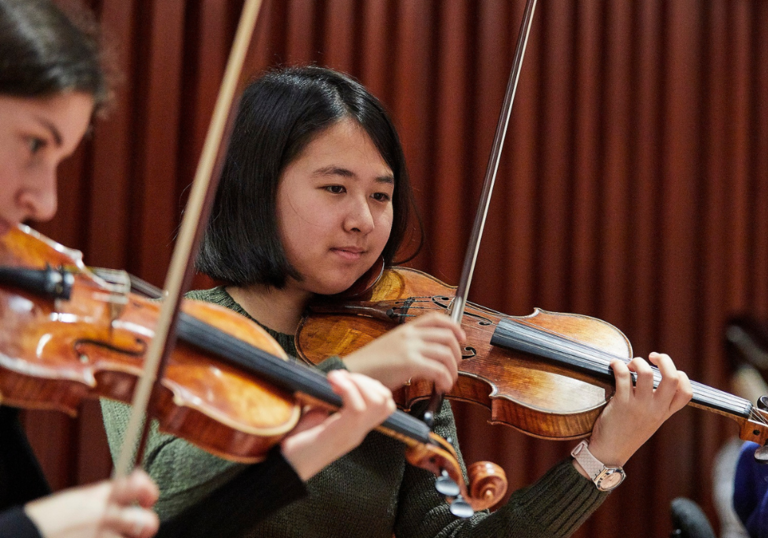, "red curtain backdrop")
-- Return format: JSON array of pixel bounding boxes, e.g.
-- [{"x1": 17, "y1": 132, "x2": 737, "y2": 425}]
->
[{"x1": 27, "y1": 1, "x2": 768, "y2": 537}]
